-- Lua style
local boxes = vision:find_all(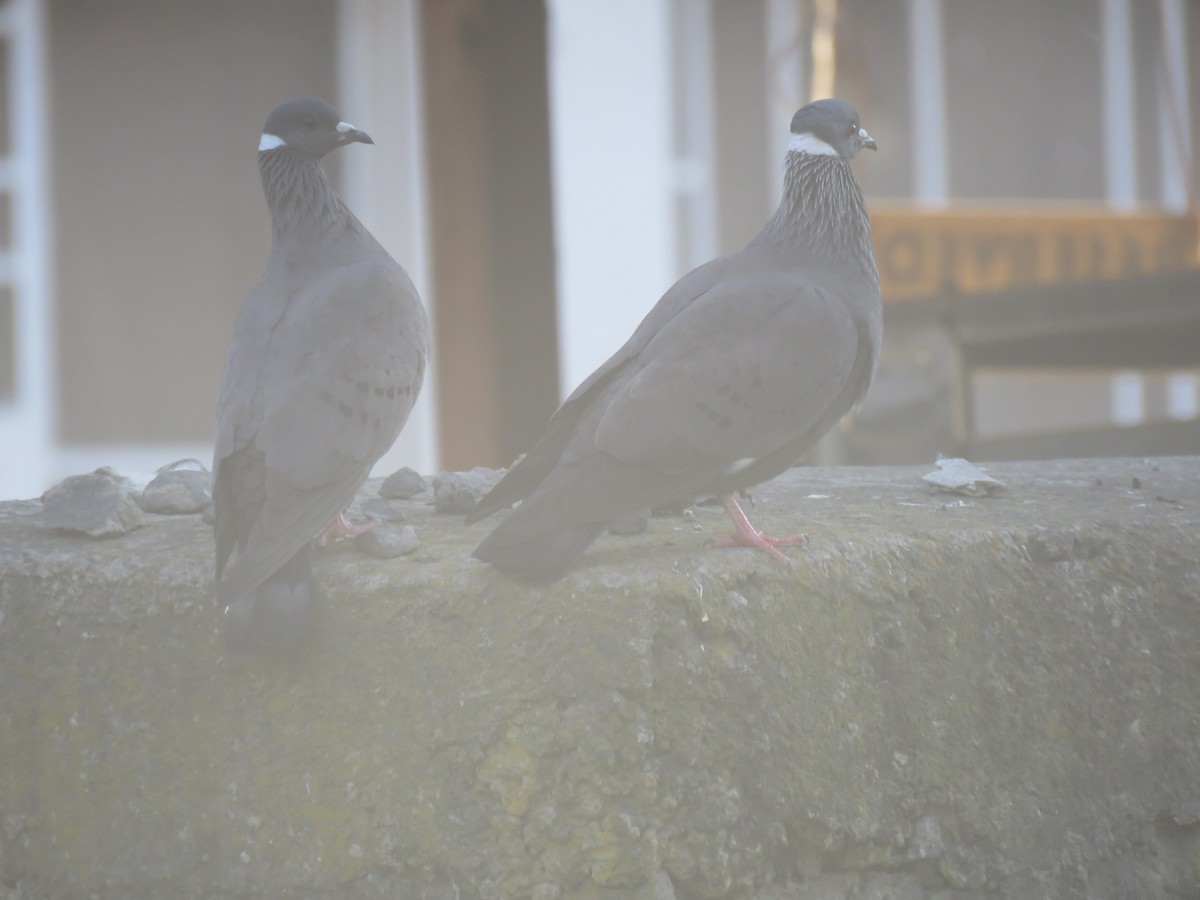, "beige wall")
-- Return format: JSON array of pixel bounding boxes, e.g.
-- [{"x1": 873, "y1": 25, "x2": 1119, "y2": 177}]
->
[{"x1": 51, "y1": 0, "x2": 337, "y2": 444}]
